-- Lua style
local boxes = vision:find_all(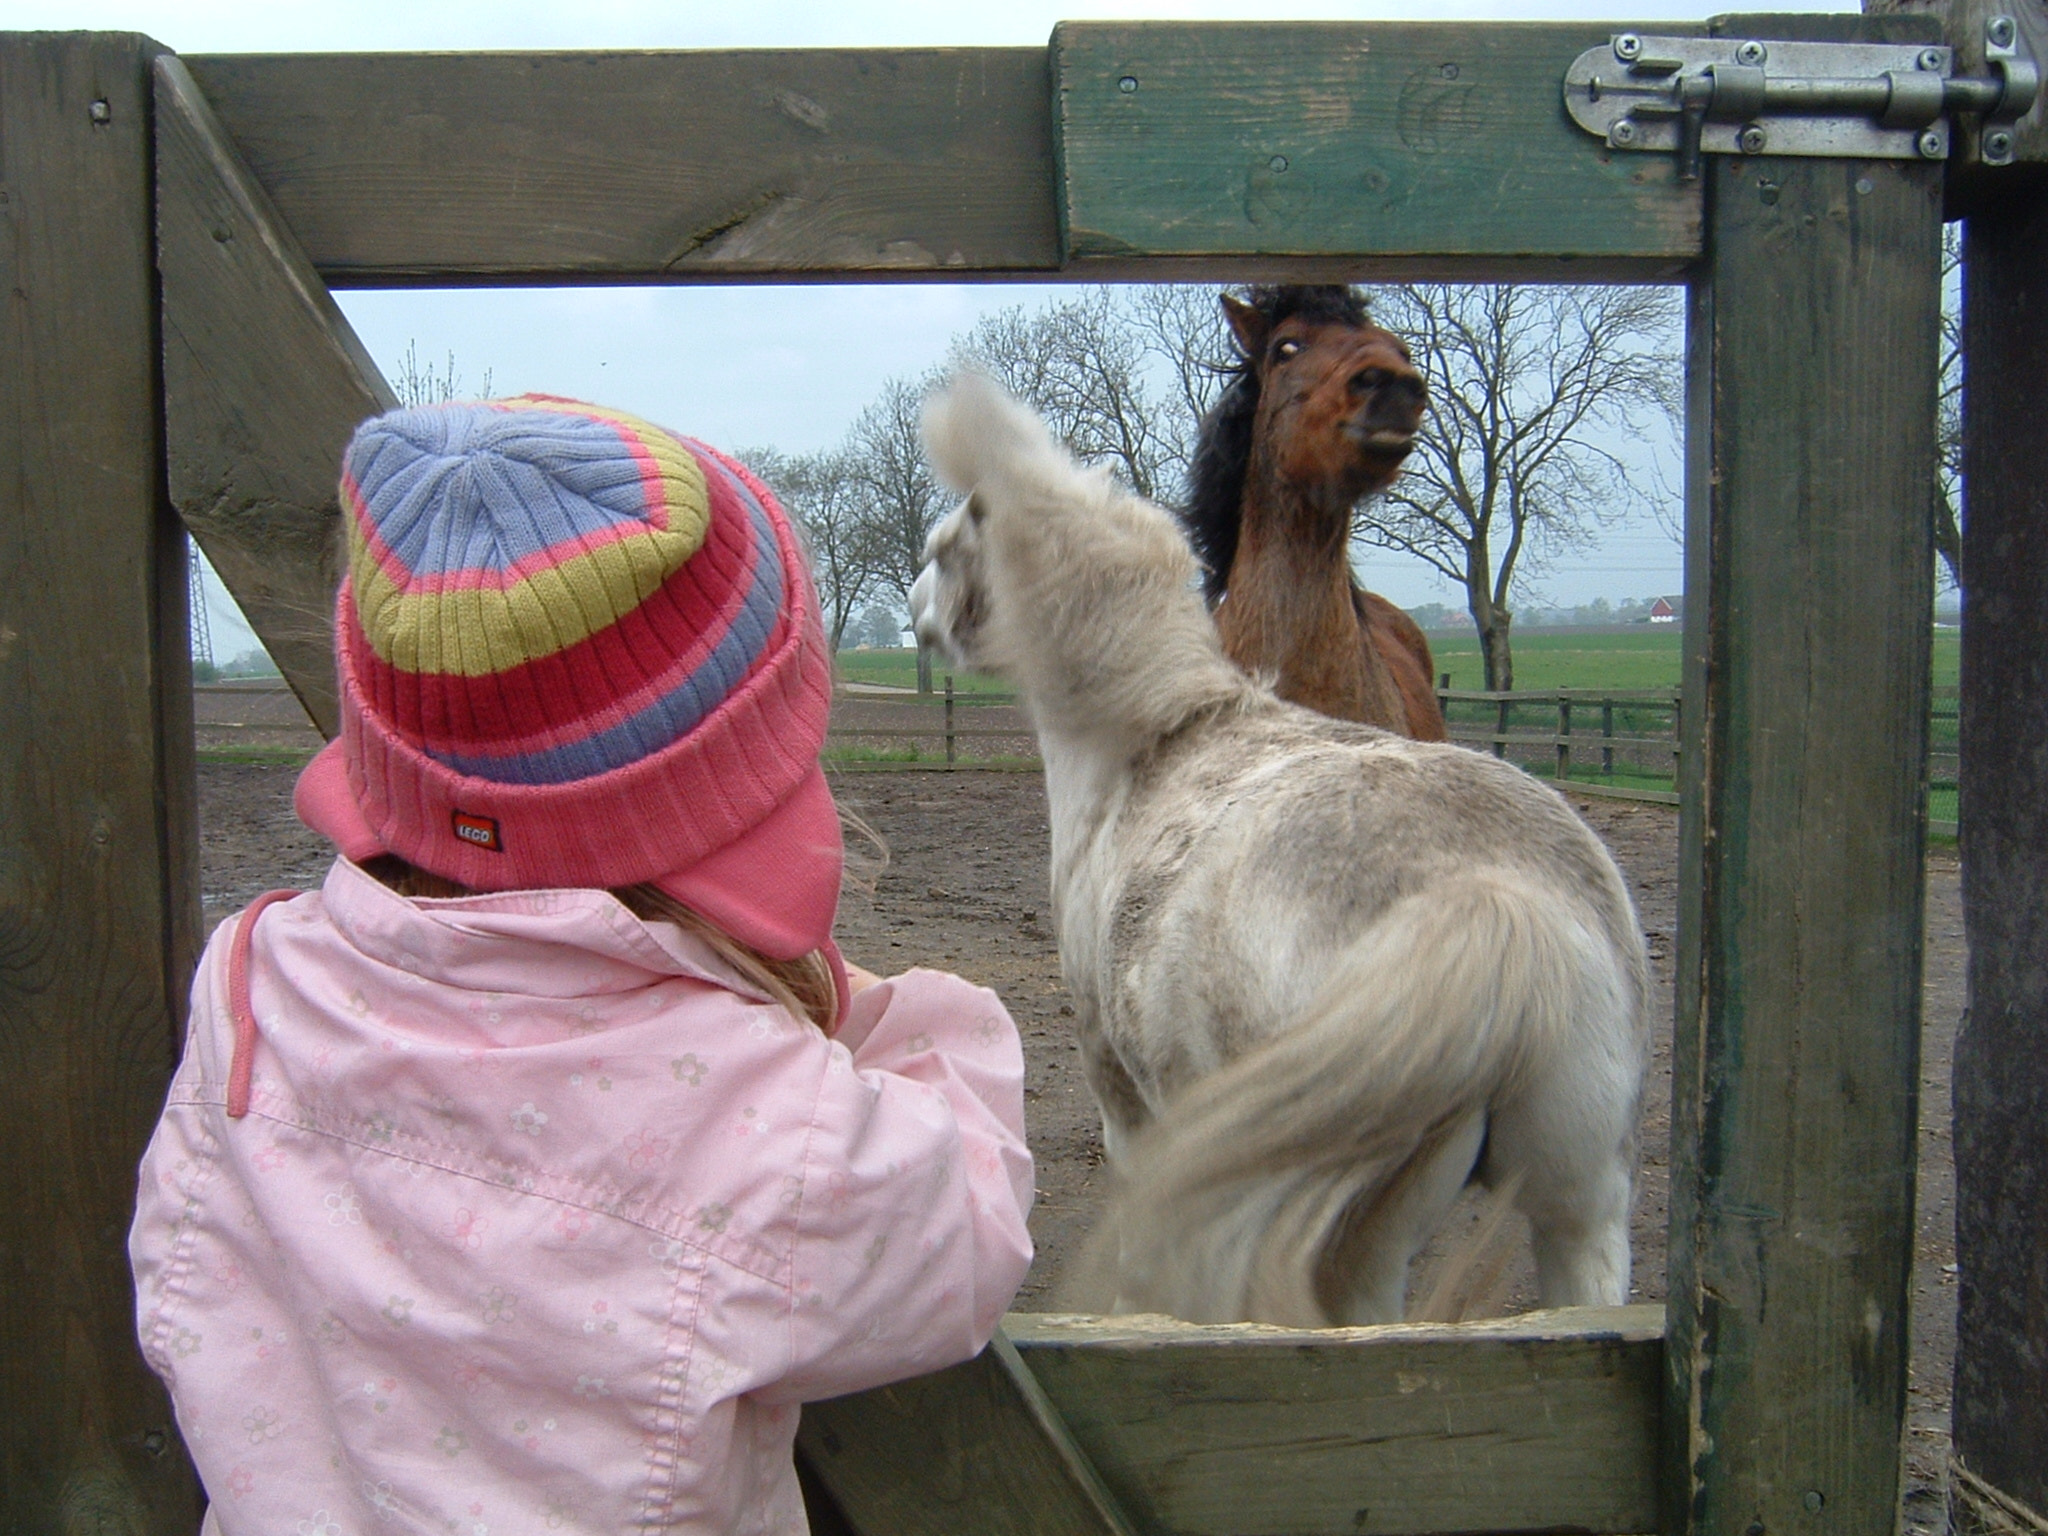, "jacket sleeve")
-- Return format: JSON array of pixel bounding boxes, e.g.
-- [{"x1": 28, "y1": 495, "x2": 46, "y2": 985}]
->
[{"x1": 760, "y1": 969, "x2": 1034, "y2": 1404}]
